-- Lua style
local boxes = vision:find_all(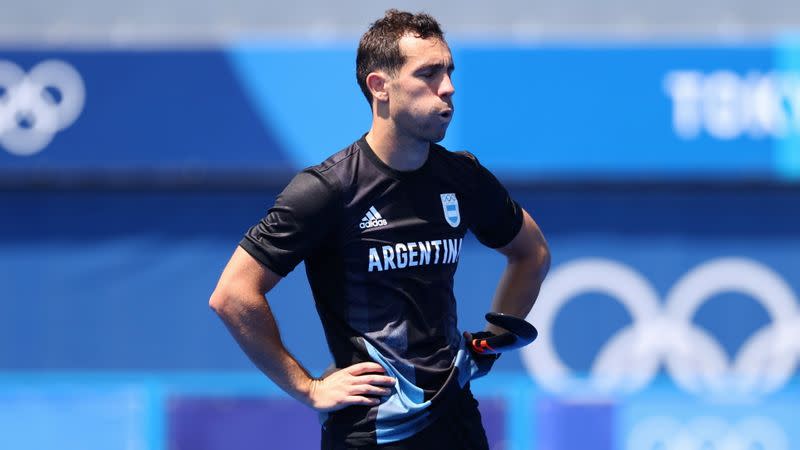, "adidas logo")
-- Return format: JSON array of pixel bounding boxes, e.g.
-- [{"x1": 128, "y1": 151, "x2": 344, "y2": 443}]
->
[{"x1": 360, "y1": 206, "x2": 388, "y2": 229}]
